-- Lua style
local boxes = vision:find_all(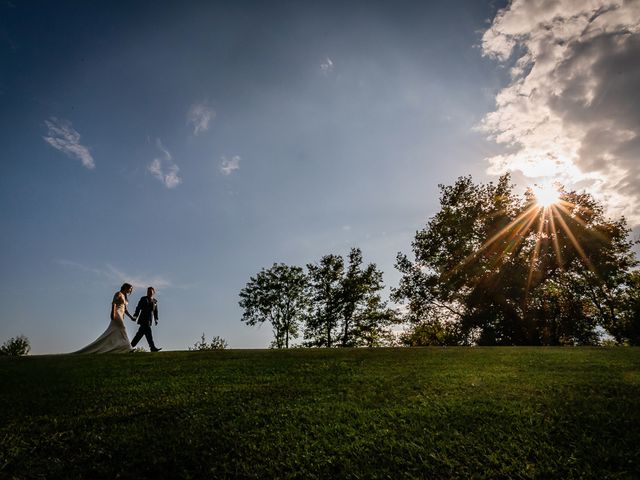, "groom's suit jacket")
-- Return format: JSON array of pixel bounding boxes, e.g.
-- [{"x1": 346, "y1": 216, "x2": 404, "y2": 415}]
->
[{"x1": 134, "y1": 296, "x2": 158, "y2": 326}]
